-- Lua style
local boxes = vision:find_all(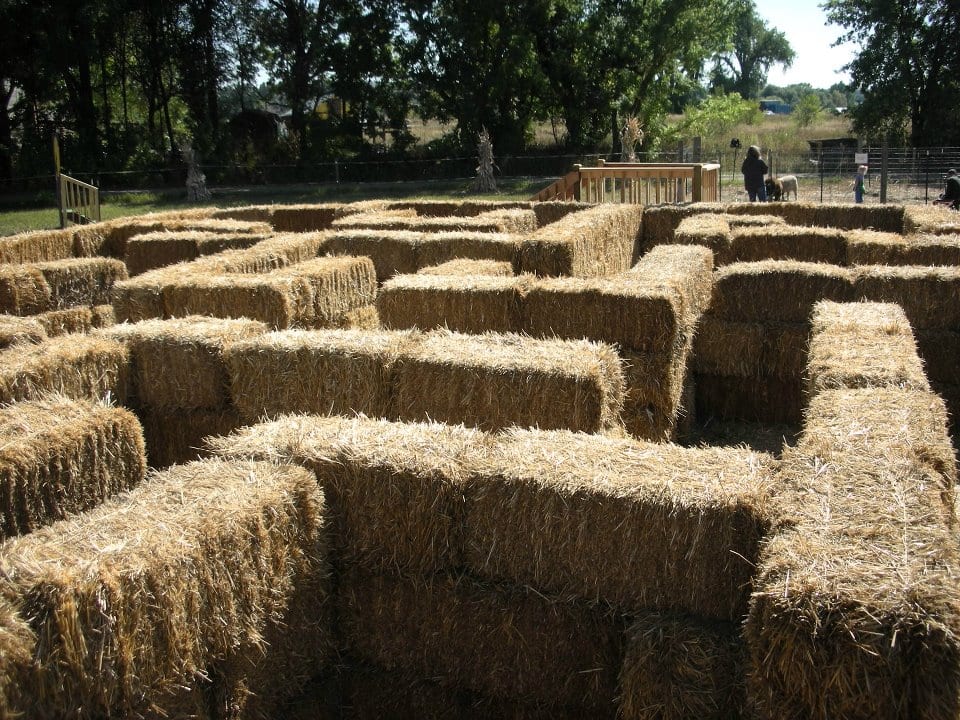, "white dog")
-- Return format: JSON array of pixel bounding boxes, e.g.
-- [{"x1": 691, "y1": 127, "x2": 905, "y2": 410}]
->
[{"x1": 780, "y1": 174, "x2": 798, "y2": 201}]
